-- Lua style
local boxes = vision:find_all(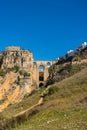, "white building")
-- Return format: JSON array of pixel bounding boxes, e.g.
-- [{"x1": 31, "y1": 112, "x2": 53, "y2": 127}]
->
[{"x1": 66, "y1": 50, "x2": 74, "y2": 57}]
